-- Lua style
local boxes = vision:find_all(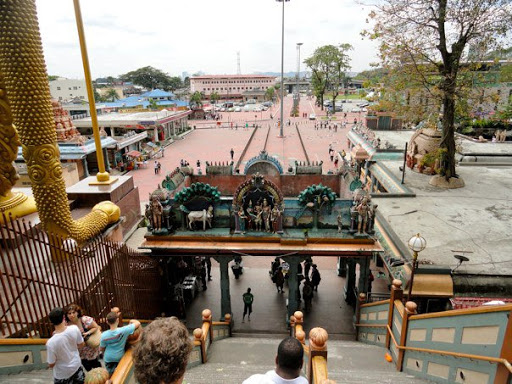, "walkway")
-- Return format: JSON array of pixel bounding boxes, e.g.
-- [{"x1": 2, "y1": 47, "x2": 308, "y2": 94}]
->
[{"x1": 130, "y1": 95, "x2": 366, "y2": 204}]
